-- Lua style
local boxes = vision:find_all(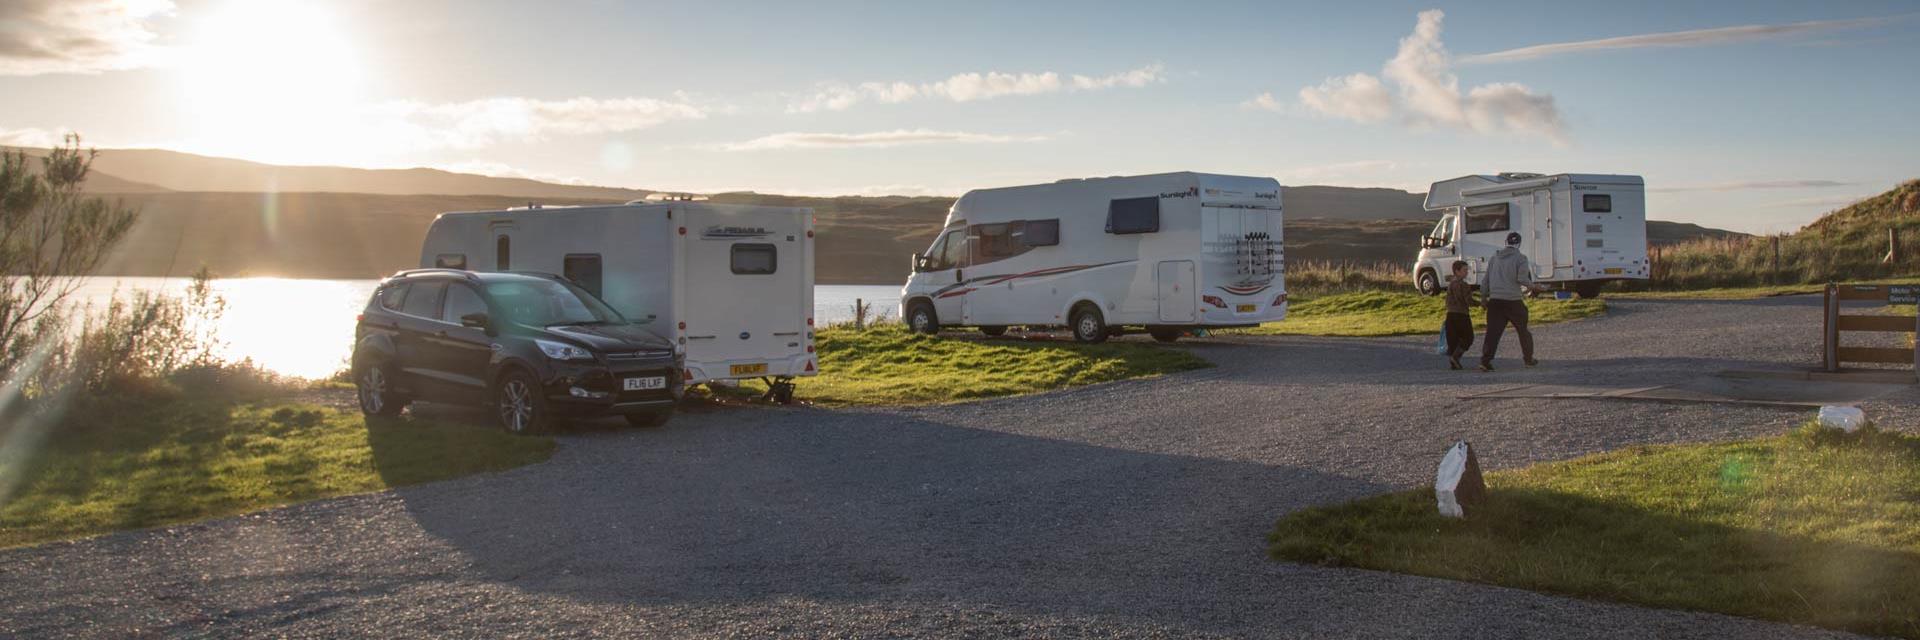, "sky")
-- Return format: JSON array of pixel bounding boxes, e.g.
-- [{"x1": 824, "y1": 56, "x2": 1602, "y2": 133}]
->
[{"x1": 2, "y1": 0, "x2": 1918, "y2": 233}]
